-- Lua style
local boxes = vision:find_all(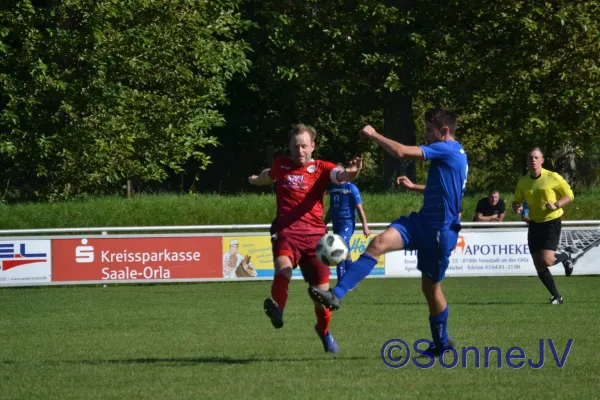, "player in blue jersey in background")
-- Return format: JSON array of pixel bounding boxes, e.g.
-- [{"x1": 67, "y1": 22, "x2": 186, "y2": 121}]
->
[
  {"x1": 309, "y1": 107, "x2": 468, "y2": 355},
  {"x1": 324, "y1": 168, "x2": 371, "y2": 282}
]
